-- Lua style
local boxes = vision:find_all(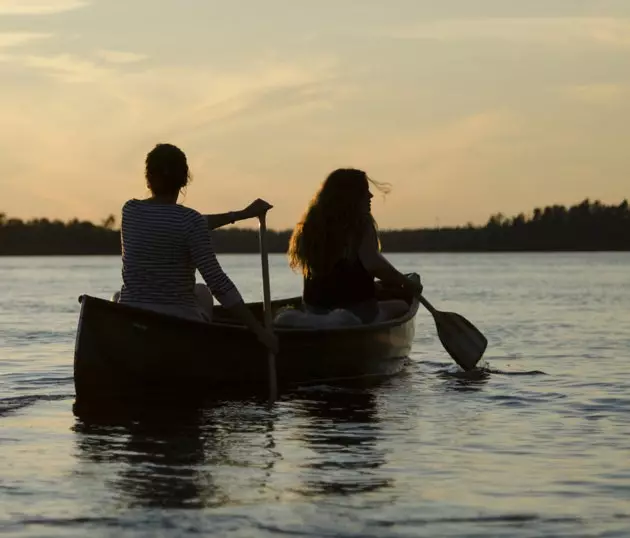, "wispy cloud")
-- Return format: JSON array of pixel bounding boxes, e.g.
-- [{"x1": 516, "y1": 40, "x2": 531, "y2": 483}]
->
[
  {"x1": 95, "y1": 49, "x2": 148, "y2": 65},
  {"x1": 17, "y1": 53, "x2": 114, "y2": 82},
  {"x1": 0, "y1": 0, "x2": 88, "y2": 15},
  {"x1": 389, "y1": 17, "x2": 630, "y2": 48},
  {"x1": 179, "y1": 60, "x2": 342, "y2": 132},
  {"x1": 0, "y1": 32, "x2": 50, "y2": 48},
  {"x1": 1, "y1": 48, "x2": 148, "y2": 82},
  {"x1": 563, "y1": 83, "x2": 629, "y2": 104}
]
